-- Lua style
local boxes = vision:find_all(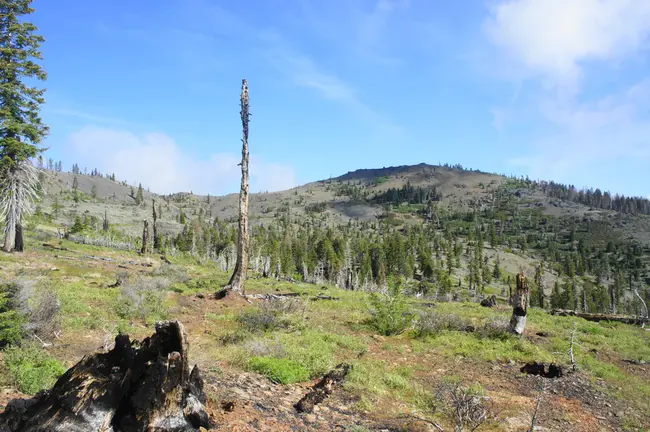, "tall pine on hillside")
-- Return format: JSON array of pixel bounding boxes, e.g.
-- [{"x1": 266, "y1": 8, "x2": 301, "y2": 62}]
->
[{"x1": 0, "y1": 0, "x2": 48, "y2": 252}]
